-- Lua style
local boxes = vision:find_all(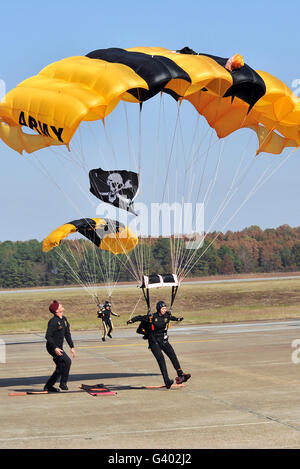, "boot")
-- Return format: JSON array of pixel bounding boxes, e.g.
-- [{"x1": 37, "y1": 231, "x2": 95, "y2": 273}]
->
[
  {"x1": 165, "y1": 379, "x2": 174, "y2": 389},
  {"x1": 44, "y1": 385, "x2": 60, "y2": 393},
  {"x1": 176, "y1": 373, "x2": 191, "y2": 385}
]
